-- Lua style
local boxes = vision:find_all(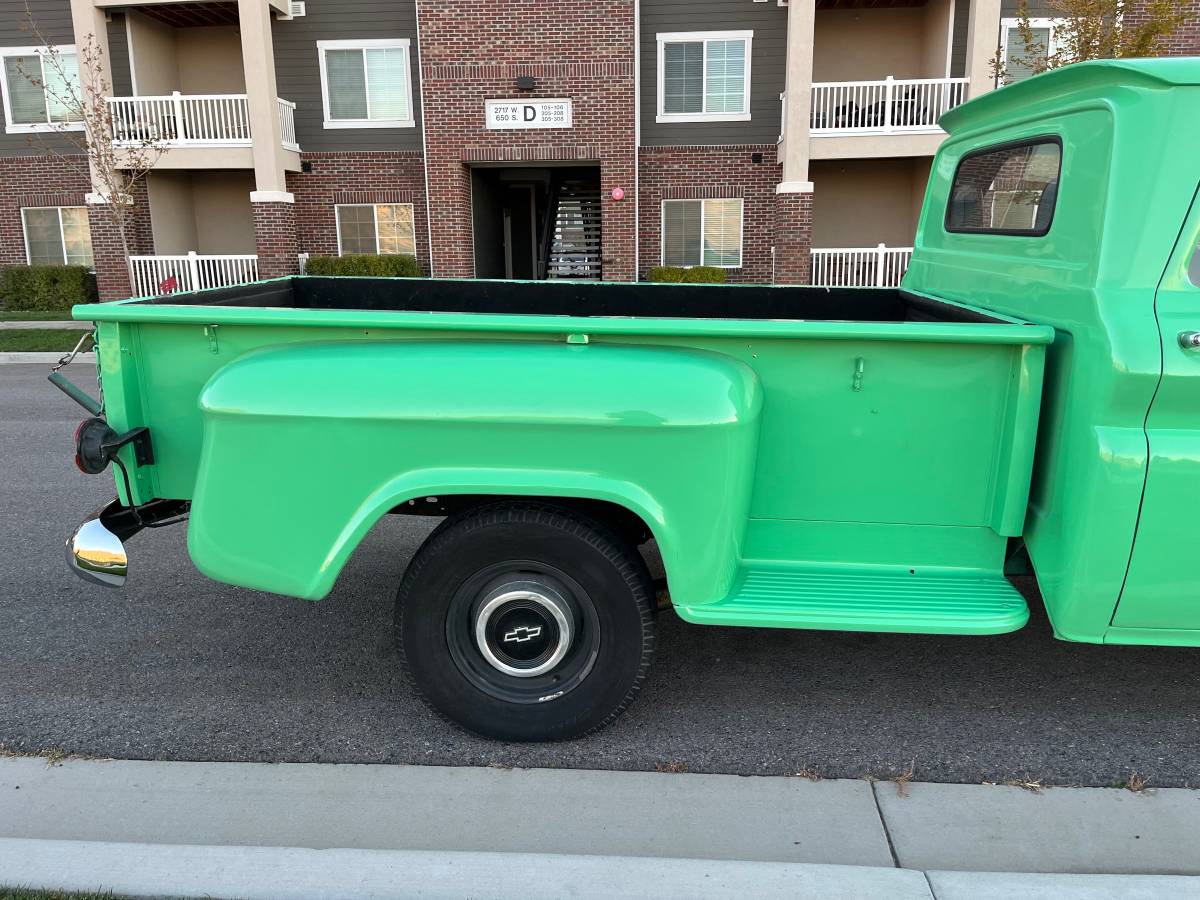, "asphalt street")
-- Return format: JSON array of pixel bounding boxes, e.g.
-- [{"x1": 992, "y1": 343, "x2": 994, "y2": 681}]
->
[{"x1": 2, "y1": 364, "x2": 1198, "y2": 787}]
